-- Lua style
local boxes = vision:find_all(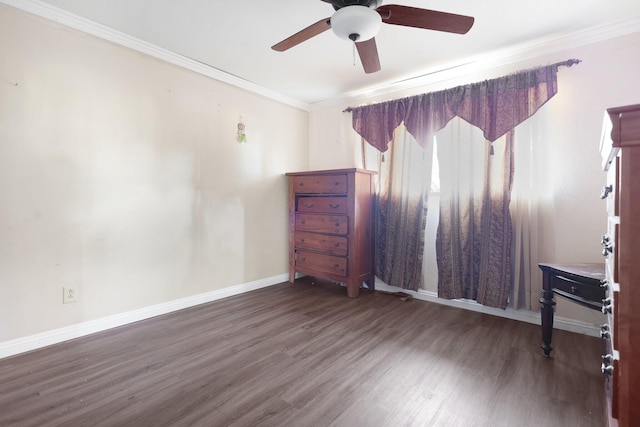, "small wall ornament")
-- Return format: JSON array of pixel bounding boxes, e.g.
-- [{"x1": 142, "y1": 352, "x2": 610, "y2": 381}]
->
[{"x1": 237, "y1": 117, "x2": 247, "y2": 143}]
